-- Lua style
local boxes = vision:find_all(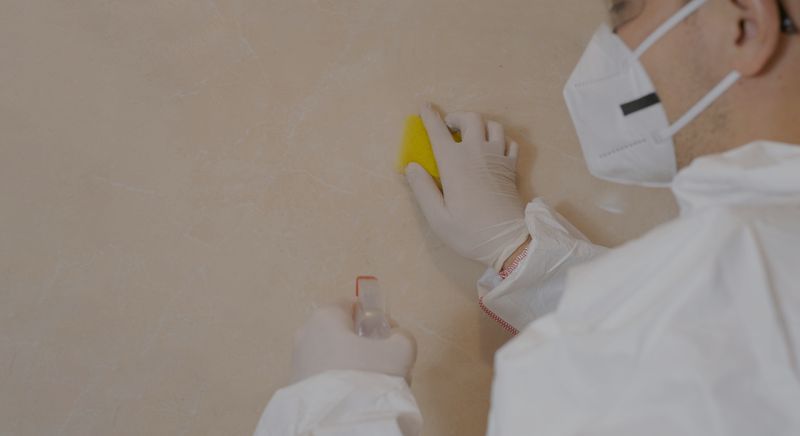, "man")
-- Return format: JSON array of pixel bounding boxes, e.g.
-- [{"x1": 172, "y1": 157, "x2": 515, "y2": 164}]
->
[{"x1": 255, "y1": 0, "x2": 800, "y2": 434}]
